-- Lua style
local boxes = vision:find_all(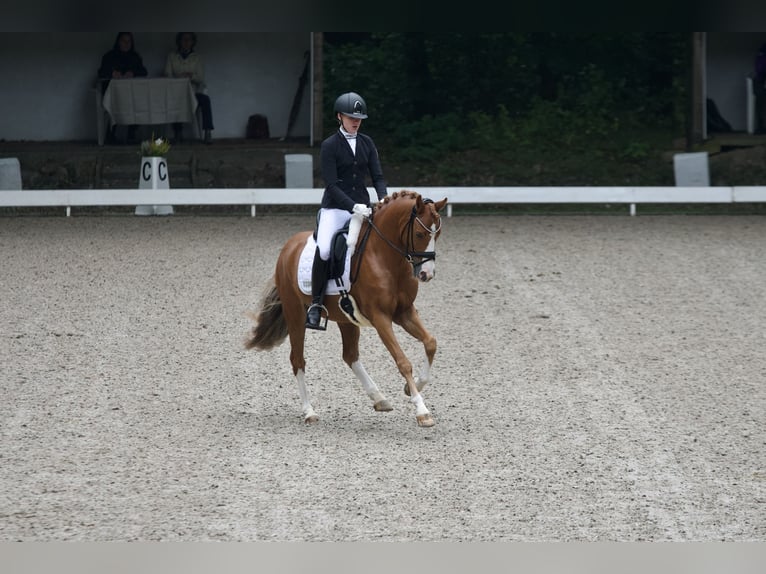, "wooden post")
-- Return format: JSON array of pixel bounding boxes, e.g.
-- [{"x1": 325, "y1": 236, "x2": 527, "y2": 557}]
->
[
  {"x1": 312, "y1": 32, "x2": 323, "y2": 147},
  {"x1": 689, "y1": 32, "x2": 706, "y2": 149}
]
